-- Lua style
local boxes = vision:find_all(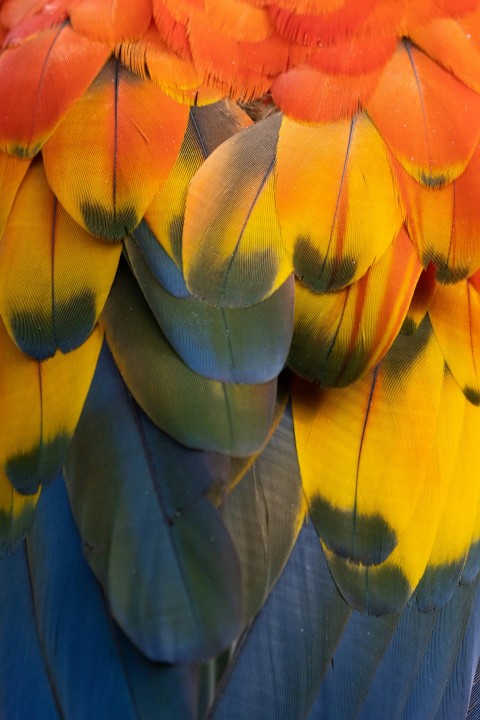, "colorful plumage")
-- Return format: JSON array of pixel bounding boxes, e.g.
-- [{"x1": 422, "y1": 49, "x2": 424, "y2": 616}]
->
[{"x1": 1, "y1": 0, "x2": 480, "y2": 717}]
